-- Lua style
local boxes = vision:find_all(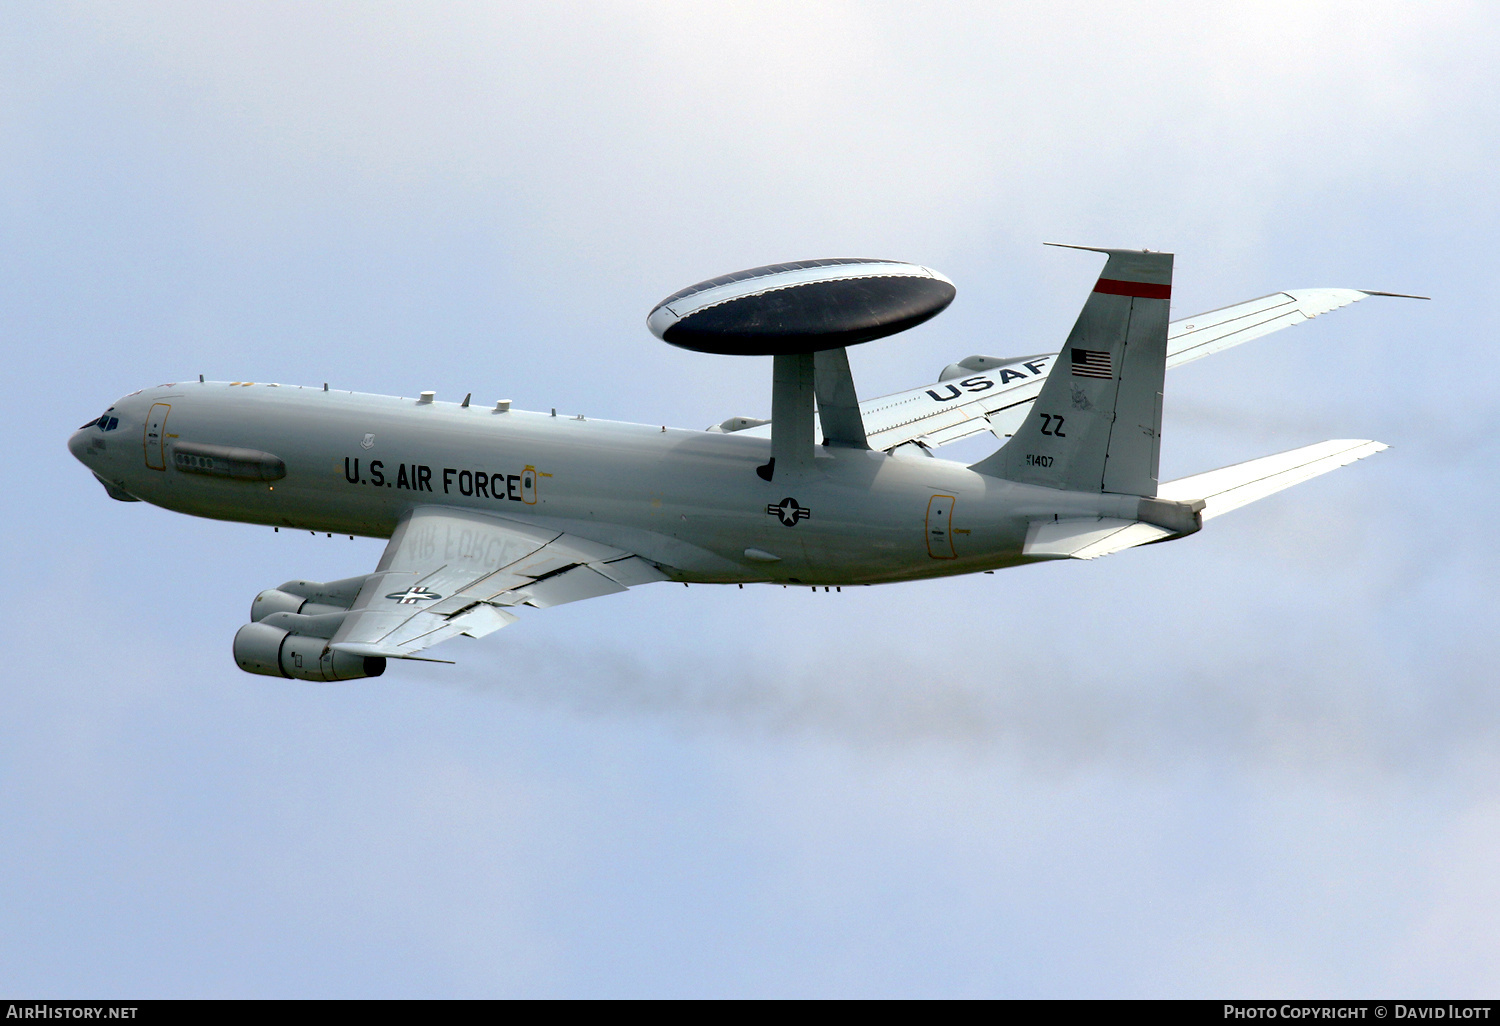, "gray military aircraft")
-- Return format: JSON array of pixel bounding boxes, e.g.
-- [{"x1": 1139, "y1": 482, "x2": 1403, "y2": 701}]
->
[{"x1": 68, "y1": 246, "x2": 1410, "y2": 681}]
